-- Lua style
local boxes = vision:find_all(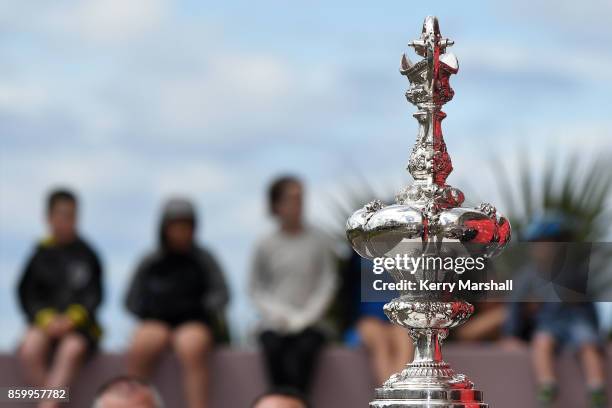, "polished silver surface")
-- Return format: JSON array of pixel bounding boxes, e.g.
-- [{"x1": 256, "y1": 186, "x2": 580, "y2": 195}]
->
[{"x1": 346, "y1": 16, "x2": 511, "y2": 407}]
